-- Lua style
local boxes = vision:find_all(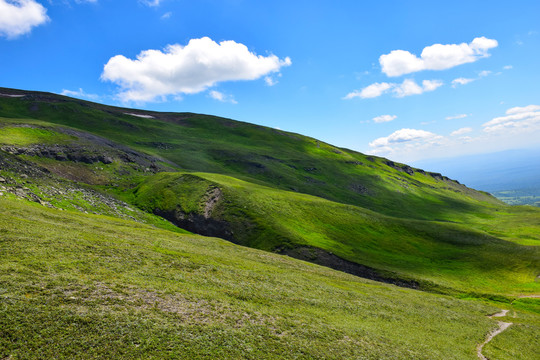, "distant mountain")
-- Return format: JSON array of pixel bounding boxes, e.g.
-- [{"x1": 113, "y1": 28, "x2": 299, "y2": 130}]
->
[{"x1": 411, "y1": 149, "x2": 540, "y2": 192}]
